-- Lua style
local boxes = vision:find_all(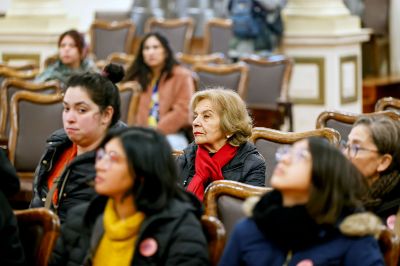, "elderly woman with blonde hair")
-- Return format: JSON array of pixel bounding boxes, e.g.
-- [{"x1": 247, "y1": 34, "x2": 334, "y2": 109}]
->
[{"x1": 176, "y1": 88, "x2": 266, "y2": 200}]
